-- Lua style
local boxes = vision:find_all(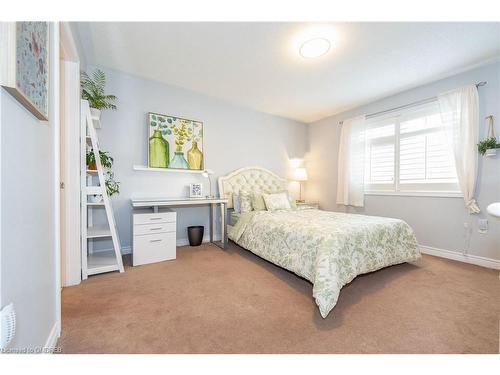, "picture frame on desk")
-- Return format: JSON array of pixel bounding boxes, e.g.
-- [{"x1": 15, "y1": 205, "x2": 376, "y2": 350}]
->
[{"x1": 189, "y1": 183, "x2": 203, "y2": 198}]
